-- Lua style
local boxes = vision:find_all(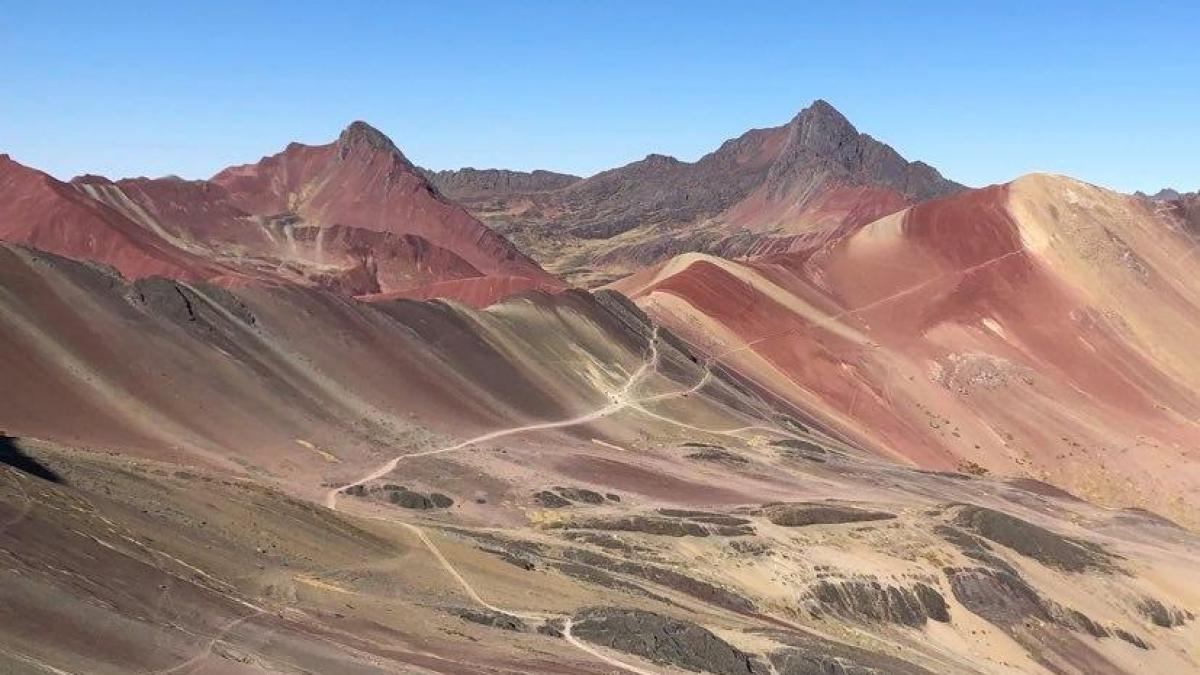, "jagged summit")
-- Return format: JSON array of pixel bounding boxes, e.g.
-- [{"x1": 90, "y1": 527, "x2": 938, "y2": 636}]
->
[
  {"x1": 336, "y1": 120, "x2": 408, "y2": 163},
  {"x1": 421, "y1": 166, "x2": 581, "y2": 199},
  {"x1": 786, "y1": 99, "x2": 859, "y2": 147},
  {"x1": 641, "y1": 153, "x2": 682, "y2": 165},
  {"x1": 427, "y1": 99, "x2": 964, "y2": 285},
  {"x1": 1144, "y1": 187, "x2": 1198, "y2": 201}
]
